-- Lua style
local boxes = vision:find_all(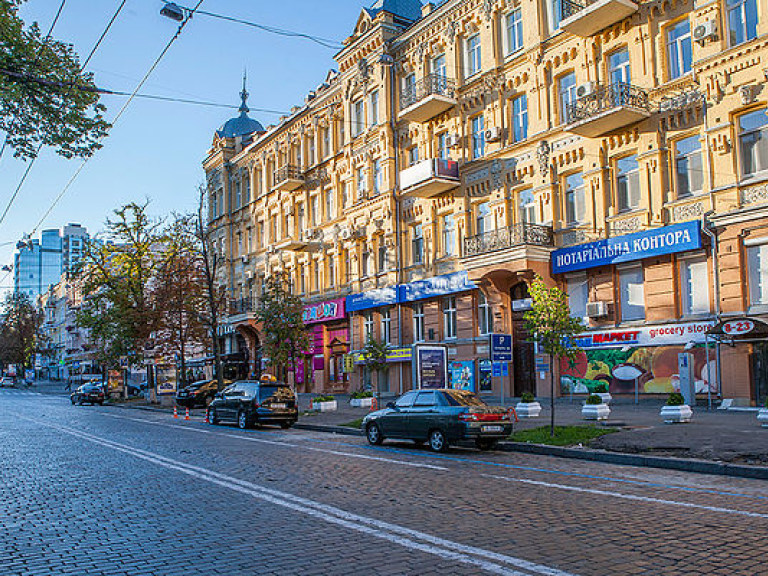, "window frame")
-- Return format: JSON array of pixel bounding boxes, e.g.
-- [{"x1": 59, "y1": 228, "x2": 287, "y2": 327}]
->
[
  {"x1": 615, "y1": 154, "x2": 641, "y2": 212},
  {"x1": 412, "y1": 224, "x2": 424, "y2": 265},
  {"x1": 412, "y1": 303, "x2": 425, "y2": 343},
  {"x1": 678, "y1": 255, "x2": 710, "y2": 317},
  {"x1": 471, "y1": 115, "x2": 485, "y2": 159},
  {"x1": 618, "y1": 265, "x2": 645, "y2": 322},
  {"x1": 564, "y1": 172, "x2": 586, "y2": 225},
  {"x1": 442, "y1": 213, "x2": 456, "y2": 257},
  {"x1": 443, "y1": 296, "x2": 457, "y2": 340},
  {"x1": 381, "y1": 308, "x2": 391, "y2": 344},
  {"x1": 511, "y1": 94, "x2": 528, "y2": 143},
  {"x1": 466, "y1": 33, "x2": 482, "y2": 78},
  {"x1": 666, "y1": 19, "x2": 692, "y2": 80},
  {"x1": 673, "y1": 135, "x2": 703, "y2": 198},
  {"x1": 478, "y1": 291, "x2": 493, "y2": 335},
  {"x1": 738, "y1": 108, "x2": 768, "y2": 179},
  {"x1": 558, "y1": 71, "x2": 577, "y2": 124}
]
